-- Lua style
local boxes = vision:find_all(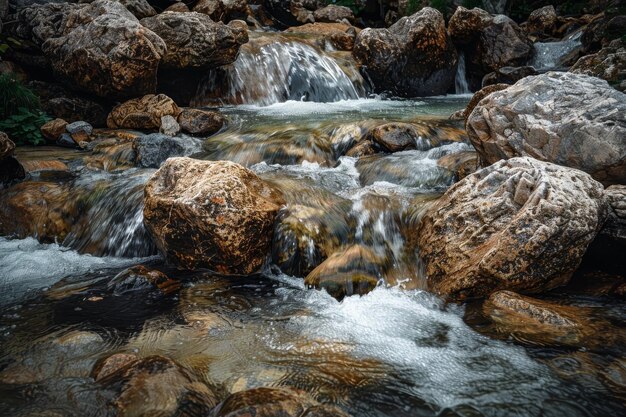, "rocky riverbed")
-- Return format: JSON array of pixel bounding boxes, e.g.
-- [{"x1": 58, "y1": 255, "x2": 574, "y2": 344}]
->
[{"x1": 0, "y1": 1, "x2": 625, "y2": 416}]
